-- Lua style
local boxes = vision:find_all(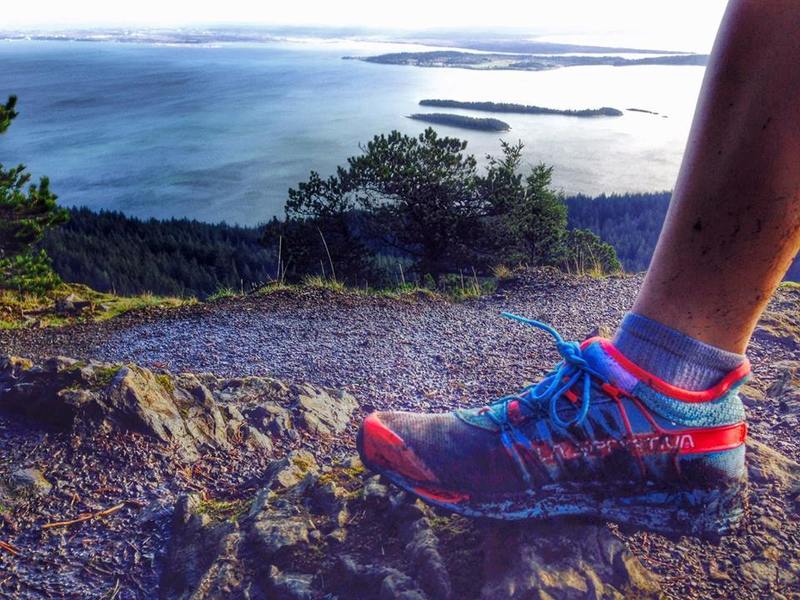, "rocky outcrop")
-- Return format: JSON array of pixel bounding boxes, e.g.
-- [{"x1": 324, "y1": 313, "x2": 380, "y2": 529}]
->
[
  {"x1": 210, "y1": 376, "x2": 358, "y2": 437},
  {"x1": 157, "y1": 433, "x2": 800, "y2": 600},
  {"x1": 4, "y1": 350, "x2": 800, "y2": 599},
  {"x1": 0, "y1": 355, "x2": 358, "y2": 462},
  {"x1": 481, "y1": 522, "x2": 659, "y2": 599},
  {"x1": 160, "y1": 455, "x2": 662, "y2": 600}
]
